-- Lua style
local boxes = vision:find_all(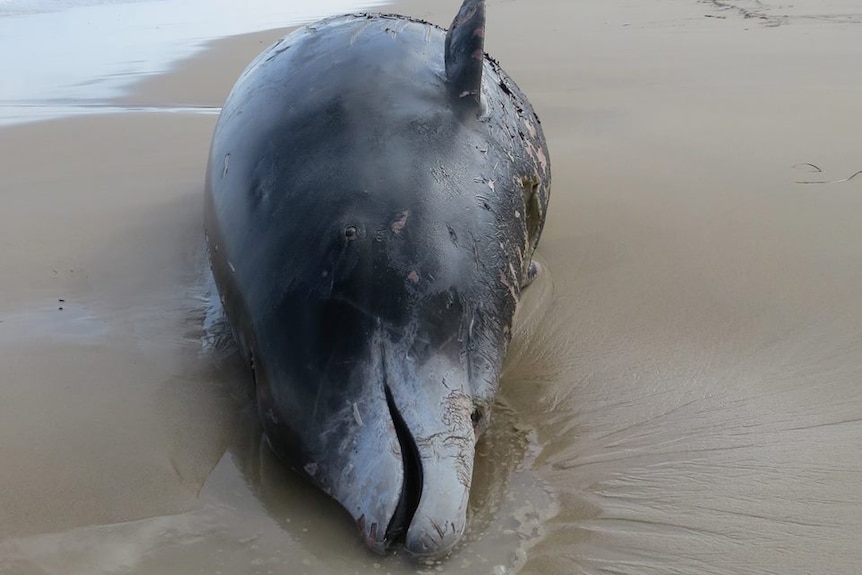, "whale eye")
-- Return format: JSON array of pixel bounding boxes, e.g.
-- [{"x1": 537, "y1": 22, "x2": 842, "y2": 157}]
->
[{"x1": 344, "y1": 225, "x2": 358, "y2": 240}]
